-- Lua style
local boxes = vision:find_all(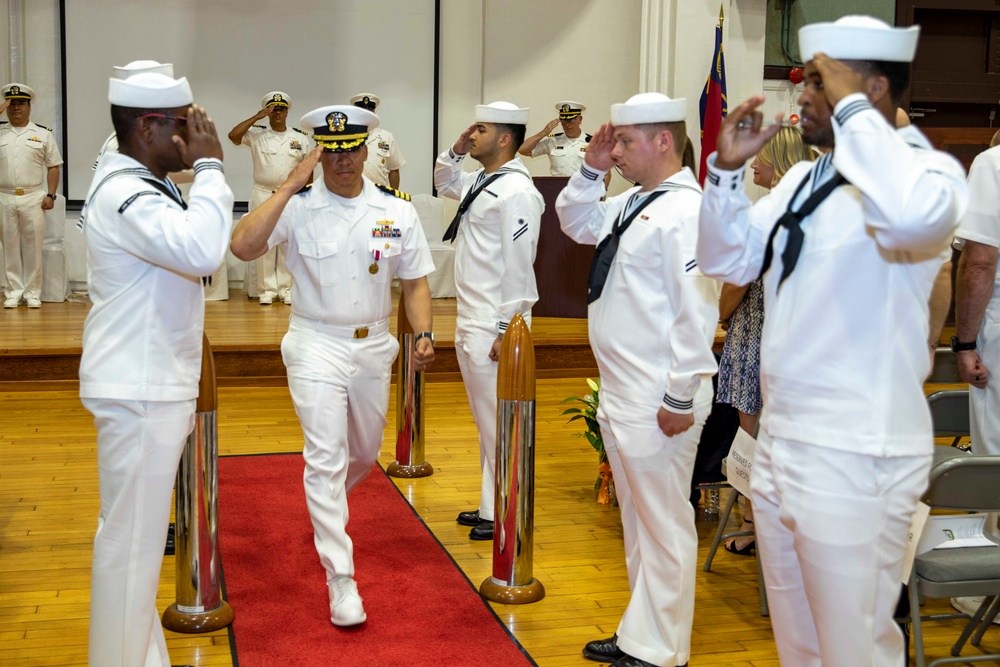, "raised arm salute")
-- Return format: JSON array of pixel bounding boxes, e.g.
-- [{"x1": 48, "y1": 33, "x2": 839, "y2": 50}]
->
[
  {"x1": 81, "y1": 69, "x2": 234, "y2": 667},
  {"x1": 697, "y1": 16, "x2": 968, "y2": 667}
]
